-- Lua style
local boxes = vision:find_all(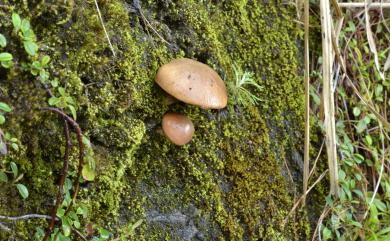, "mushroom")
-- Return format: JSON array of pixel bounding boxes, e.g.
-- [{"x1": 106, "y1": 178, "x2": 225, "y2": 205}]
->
[
  {"x1": 162, "y1": 112, "x2": 195, "y2": 146},
  {"x1": 155, "y1": 58, "x2": 227, "y2": 109}
]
